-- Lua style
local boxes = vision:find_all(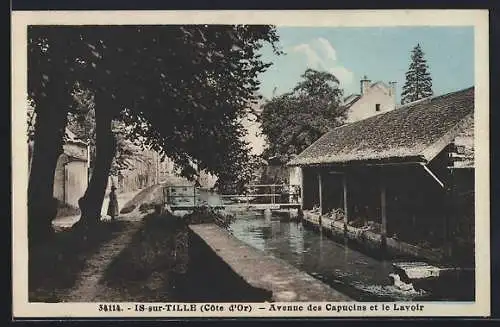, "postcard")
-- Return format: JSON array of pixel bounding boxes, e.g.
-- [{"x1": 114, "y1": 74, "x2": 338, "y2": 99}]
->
[{"x1": 12, "y1": 9, "x2": 490, "y2": 318}]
